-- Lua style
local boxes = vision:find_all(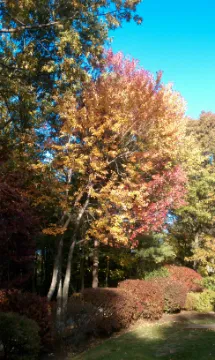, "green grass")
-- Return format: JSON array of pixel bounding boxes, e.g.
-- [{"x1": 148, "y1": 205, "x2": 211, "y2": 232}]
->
[{"x1": 69, "y1": 314, "x2": 215, "y2": 360}]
